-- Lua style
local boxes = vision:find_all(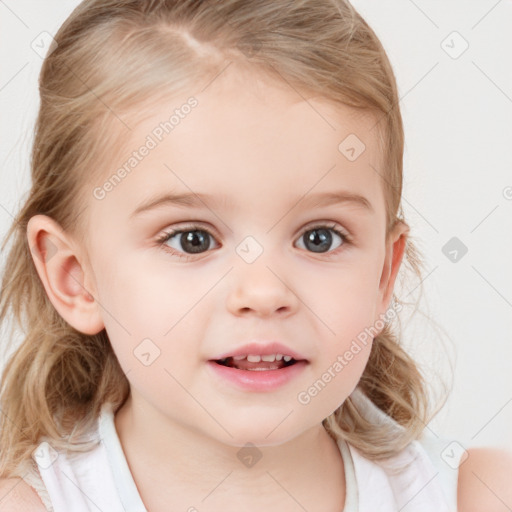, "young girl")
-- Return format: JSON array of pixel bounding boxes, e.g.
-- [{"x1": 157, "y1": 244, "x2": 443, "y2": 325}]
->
[{"x1": 0, "y1": 1, "x2": 510, "y2": 511}]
